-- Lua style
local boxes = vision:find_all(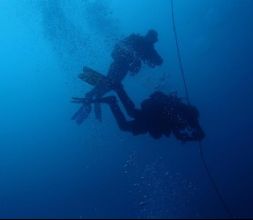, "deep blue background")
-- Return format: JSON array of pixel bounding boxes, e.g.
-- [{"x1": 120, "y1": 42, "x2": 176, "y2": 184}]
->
[{"x1": 0, "y1": 0, "x2": 253, "y2": 218}]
